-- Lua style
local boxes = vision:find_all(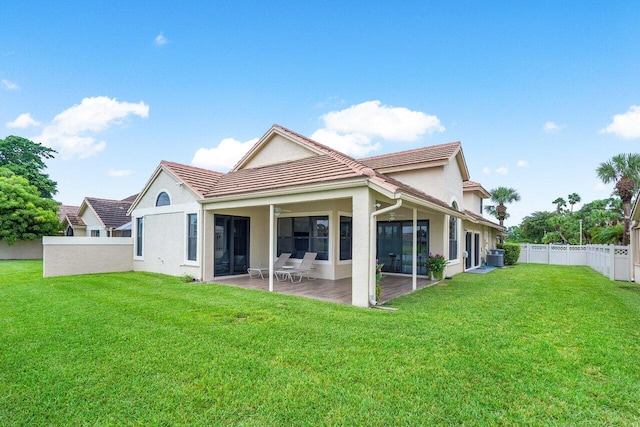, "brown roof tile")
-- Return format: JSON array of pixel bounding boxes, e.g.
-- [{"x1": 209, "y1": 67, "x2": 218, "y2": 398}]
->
[
  {"x1": 205, "y1": 154, "x2": 364, "y2": 197},
  {"x1": 161, "y1": 161, "x2": 223, "y2": 196},
  {"x1": 464, "y1": 209, "x2": 502, "y2": 229},
  {"x1": 65, "y1": 212, "x2": 86, "y2": 227},
  {"x1": 85, "y1": 197, "x2": 133, "y2": 229},
  {"x1": 359, "y1": 141, "x2": 461, "y2": 170}
]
